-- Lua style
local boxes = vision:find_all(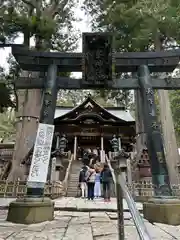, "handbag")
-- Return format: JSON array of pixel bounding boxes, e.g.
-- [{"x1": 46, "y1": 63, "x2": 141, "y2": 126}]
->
[{"x1": 86, "y1": 171, "x2": 93, "y2": 182}]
